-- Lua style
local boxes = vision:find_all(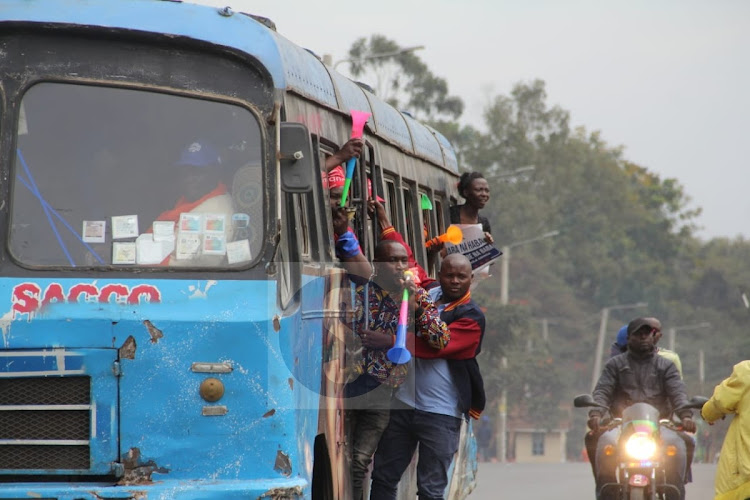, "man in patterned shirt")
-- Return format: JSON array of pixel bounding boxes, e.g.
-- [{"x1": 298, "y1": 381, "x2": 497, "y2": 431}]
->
[{"x1": 345, "y1": 240, "x2": 449, "y2": 500}]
